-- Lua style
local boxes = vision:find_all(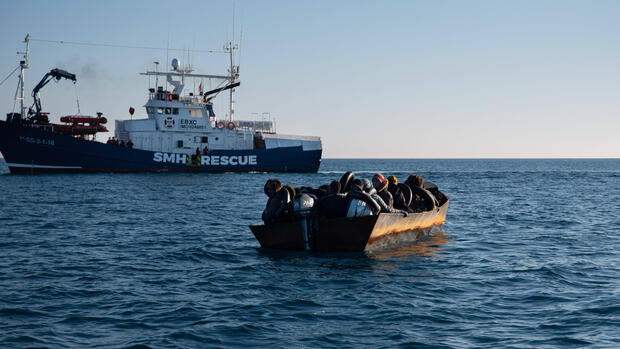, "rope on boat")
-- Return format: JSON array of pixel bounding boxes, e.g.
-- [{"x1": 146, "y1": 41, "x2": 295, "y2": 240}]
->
[
  {"x1": 0, "y1": 65, "x2": 20, "y2": 87},
  {"x1": 30, "y1": 38, "x2": 227, "y2": 54}
]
